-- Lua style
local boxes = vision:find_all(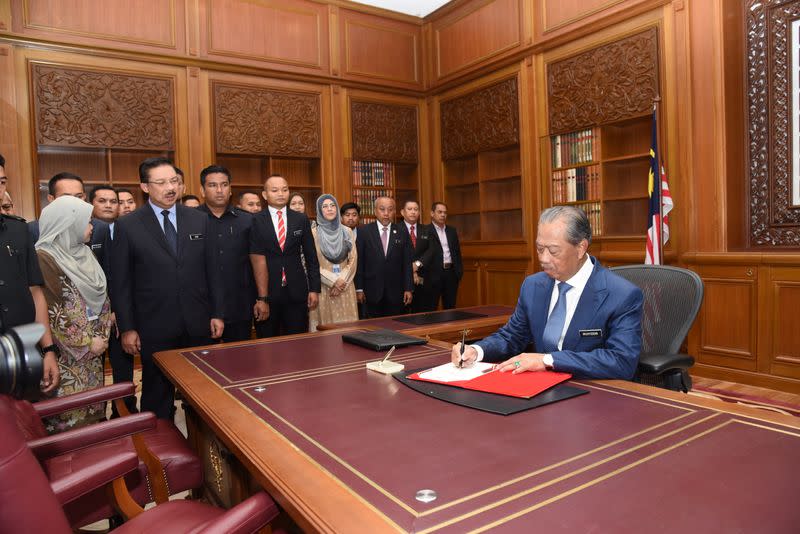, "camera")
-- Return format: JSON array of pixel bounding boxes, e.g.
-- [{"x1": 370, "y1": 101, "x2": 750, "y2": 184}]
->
[{"x1": 0, "y1": 322, "x2": 44, "y2": 399}]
